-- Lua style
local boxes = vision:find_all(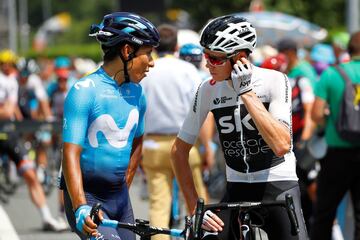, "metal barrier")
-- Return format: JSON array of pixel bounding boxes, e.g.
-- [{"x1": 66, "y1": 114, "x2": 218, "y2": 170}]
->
[{"x1": 0, "y1": 120, "x2": 62, "y2": 133}]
